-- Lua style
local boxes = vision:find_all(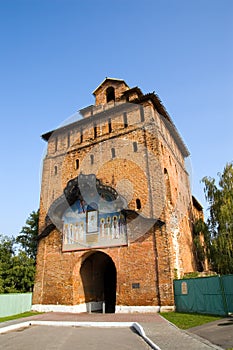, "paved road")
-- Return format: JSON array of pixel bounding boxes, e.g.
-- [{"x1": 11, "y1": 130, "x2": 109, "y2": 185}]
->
[
  {"x1": 0, "y1": 312, "x2": 230, "y2": 350},
  {"x1": 188, "y1": 317, "x2": 233, "y2": 350},
  {"x1": 0, "y1": 325, "x2": 152, "y2": 350},
  {"x1": 141, "y1": 322, "x2": 222, "y2": 350}
]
